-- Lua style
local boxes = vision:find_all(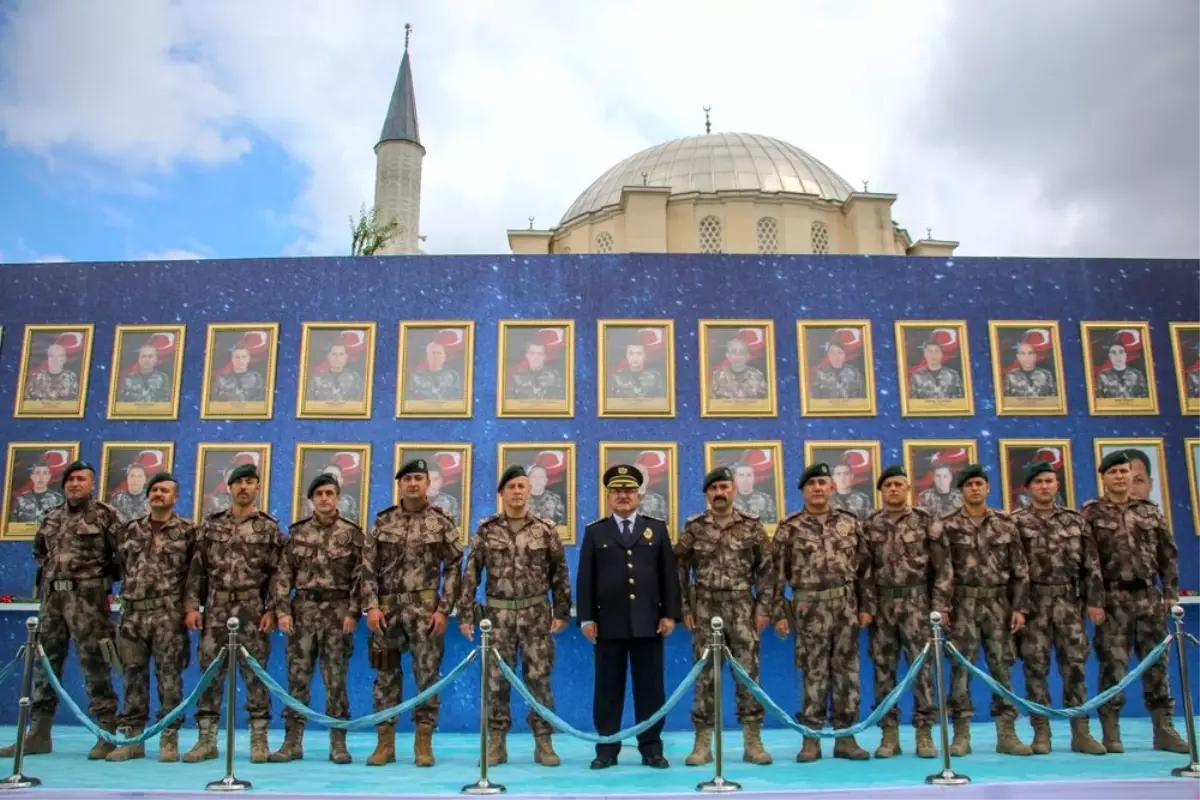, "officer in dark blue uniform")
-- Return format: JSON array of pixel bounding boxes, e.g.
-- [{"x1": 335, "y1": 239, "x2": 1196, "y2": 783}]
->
[{"x1": 577, "y1": 464, "x2": 681, "y2": 770}]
